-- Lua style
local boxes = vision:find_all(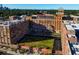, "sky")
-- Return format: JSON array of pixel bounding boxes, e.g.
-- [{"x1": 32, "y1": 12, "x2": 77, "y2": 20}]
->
[{"x1": 2, "y1": 4, "x2": 79, "y2": 10}]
